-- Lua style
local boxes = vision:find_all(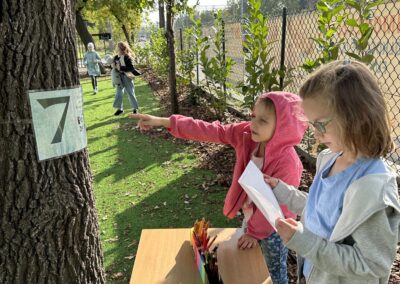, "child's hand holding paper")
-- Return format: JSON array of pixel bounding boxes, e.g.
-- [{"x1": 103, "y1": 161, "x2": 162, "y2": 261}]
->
[
  {"x1": 263, "y1": 174, "x2": 279, "y2": 188},
  {"x1": 275, "y1": 218, "x2": 300, "y2": 243},
  {"x1": 238, "y1": 161, "x2": 284, "y2": 231}
]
